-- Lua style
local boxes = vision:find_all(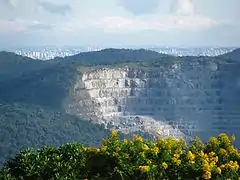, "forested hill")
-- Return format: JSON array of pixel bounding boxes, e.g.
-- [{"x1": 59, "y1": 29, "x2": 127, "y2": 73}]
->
[
  {"x1": 52, "y1": 48, "x2": 174, "y2": 65},
  {"x1": 0, "y1": 51, "x2": 47, "y2": 81},
  {"x1": 217, "y1": 48, "x2": 240, "y2": 61},
  {"x1": 0, "y1": 103, "x2": 113, "y2": 166},
  {"x1": 0, "y1": 48, "x2": 239, "y2": 167}
]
